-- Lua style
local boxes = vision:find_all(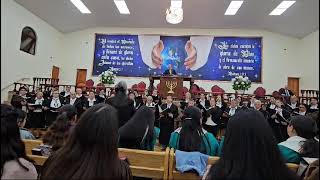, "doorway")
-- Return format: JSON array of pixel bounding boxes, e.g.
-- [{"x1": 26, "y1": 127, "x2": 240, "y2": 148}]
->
[
  {"x1": 288, "y1": 77, "x2": 300, "y2": 96},
  {"x1": 76, "y1": 69, "x2": 87, "y2": 87}
]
